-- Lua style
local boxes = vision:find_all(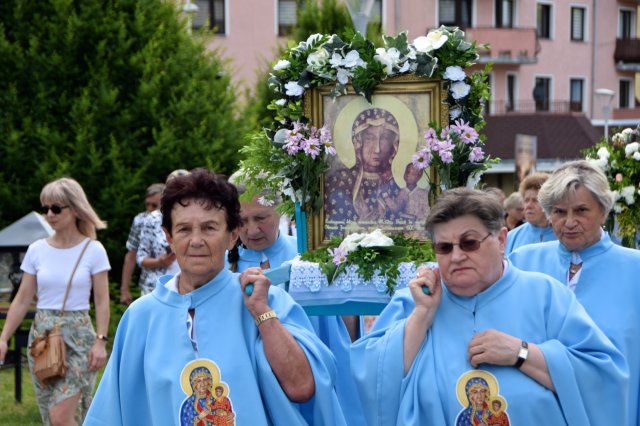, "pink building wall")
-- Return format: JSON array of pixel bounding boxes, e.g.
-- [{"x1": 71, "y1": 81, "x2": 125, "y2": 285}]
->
[{"x1": 187, "y1": 0, "x2": 640, "y2": 126}]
